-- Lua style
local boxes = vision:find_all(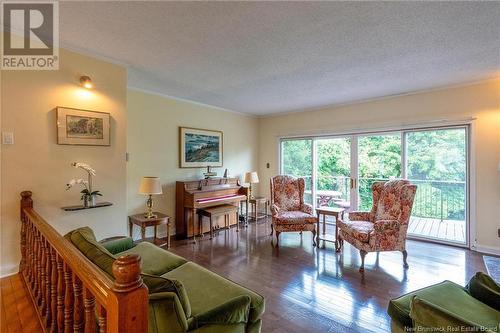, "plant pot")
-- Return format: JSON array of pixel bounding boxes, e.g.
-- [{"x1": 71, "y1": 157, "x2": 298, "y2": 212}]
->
[{"x1": 83, "y1": 194, "x2": 96, "y2": 208}]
